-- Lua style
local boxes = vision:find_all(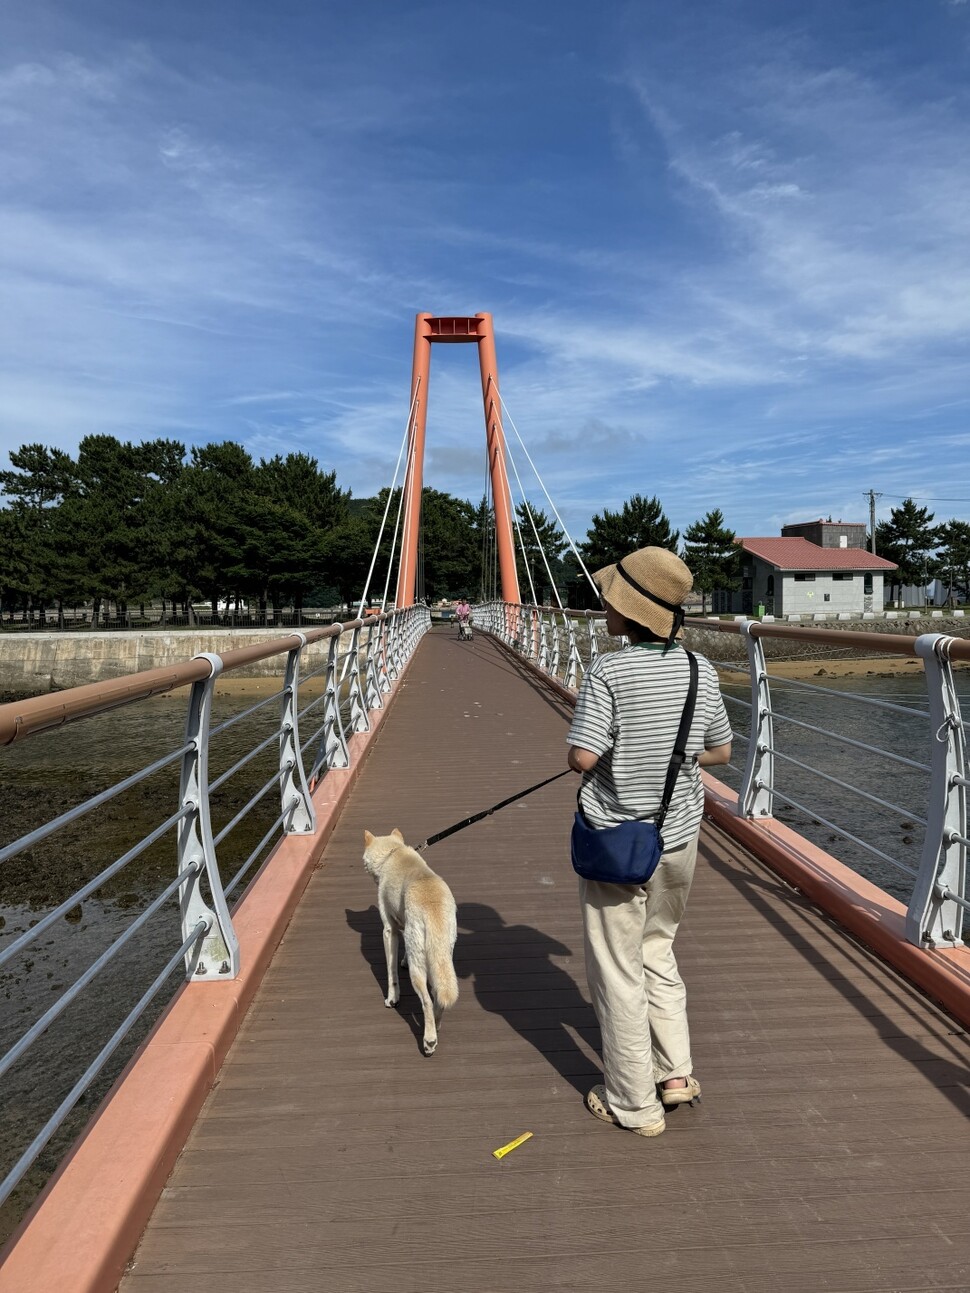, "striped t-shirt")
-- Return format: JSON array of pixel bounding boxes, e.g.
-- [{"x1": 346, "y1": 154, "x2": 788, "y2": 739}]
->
[{"x1": 567, "y1": 643, "x2": 732, "y2": 851}]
